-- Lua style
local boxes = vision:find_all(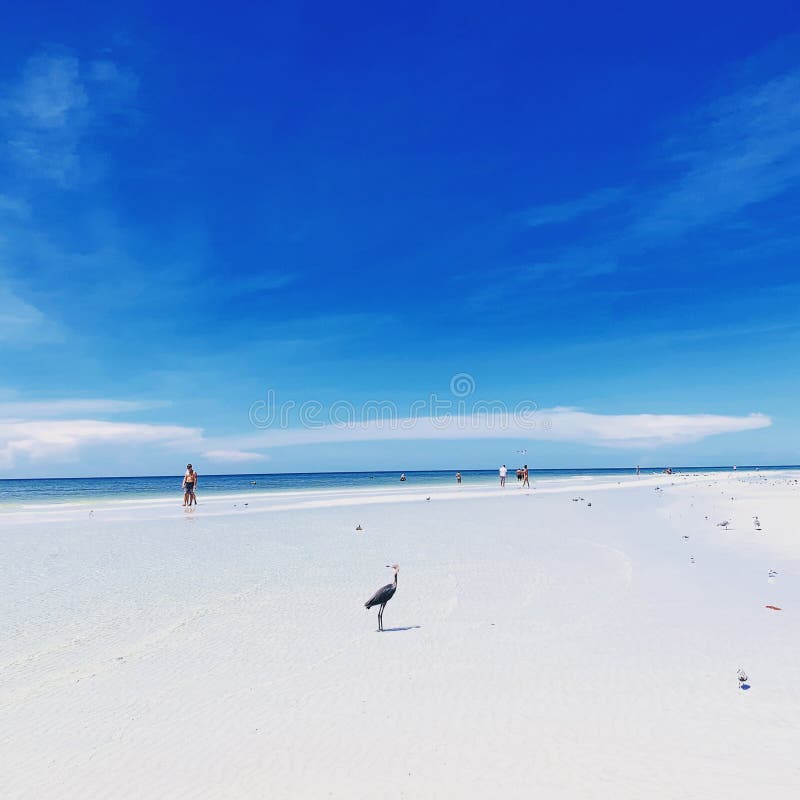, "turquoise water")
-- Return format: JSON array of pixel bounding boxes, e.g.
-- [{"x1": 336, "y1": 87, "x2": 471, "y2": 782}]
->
[{"x1": 0, "y1": 466, "x2": 794, "y2": 508}]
